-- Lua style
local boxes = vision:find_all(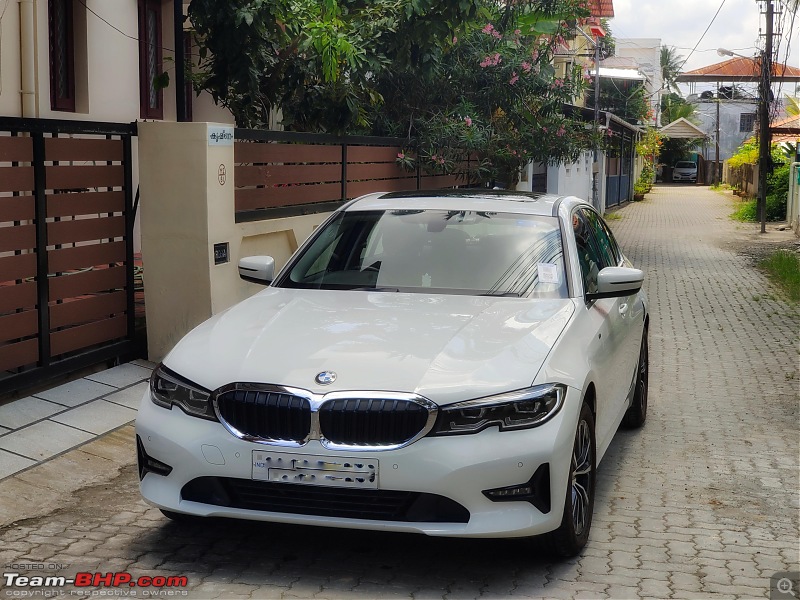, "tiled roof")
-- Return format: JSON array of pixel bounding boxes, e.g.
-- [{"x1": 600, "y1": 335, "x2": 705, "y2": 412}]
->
[
  {"x1": 677, "y1": 57, "x2": 800, "y2": 82},
  {"x1": 586, "y1": 0, "x2": 614, "y2": 17},
  {"x1": 771, "y1": 112, "x2": 800, "y2": 143}
]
